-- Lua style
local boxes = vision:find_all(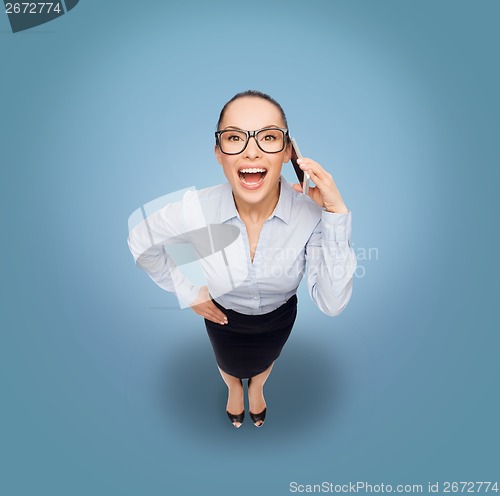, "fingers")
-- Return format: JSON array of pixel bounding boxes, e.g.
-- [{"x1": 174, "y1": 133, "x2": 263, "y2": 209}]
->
[
  {"x1": 305, "y1": 167, "x2": 322, "y2": 186},
  {"x1": 206, "y1": 311, "x2": 228, "y2": 325},
  {"x1": 191, "y1": 300, "x2": 228, "y2": 325},
  {"x1": 298, "y1": 160, "x2": 335, "y2": 193},
  {"x1": 297, "y1": 157, "x2": 331, "y2": 183},
  {"x1": 207, "y1": 302, "x2": 228, "y2": 325},
  {"x1": 295, "y1": 158, "x2": 346, "y2": 212},
  {"x1": 300, "y1": 158, "x2": 340, "y2": 190},
  {"x1": 292, "y1": 181, "x2": 319, "y2": 202}
]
